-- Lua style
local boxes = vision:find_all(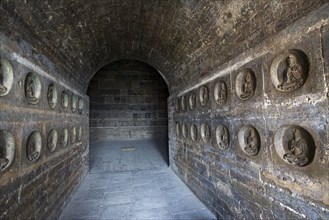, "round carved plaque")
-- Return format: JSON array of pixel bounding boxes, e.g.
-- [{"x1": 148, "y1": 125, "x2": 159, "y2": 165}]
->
[
  {"x1": 71, "y1": 127, "x2": 76, "y2": 144},
  {"x1": 181, "y1": 123, "x2": 188, "y2": 138},
  {"x1": 26, "y1": 131, "x2": 42, "y2": 162},
  {"x1": 215, "y1": 125, "x2": 230, "y2": 150},
  {"x1": 238, "y1": 125, "x2": 260, "y2": 156},
  {"x1": 201, "y1": 123, "x2": 211, "y2": 143},
  {"x1": 176, "y1": 122, "x2": 181, "y2": 137},
  {"x1": 235, "y1": 69, "x2": 256, "y2": 101},
  {"x1": 61, "y1": 128, "x2": 68, "y2": 147},
  {"x1": 0, "y1": 130, "x2": 15, "y2": 172},
  {"x1": 189, "y1": 92, "x2": 196, "y2": 110},
  {"x1": 61, "y1": 91, "x2": 69, "y2": 111},
  {"x1": 181, "y1": 95, "x2": 187, "y2": 111},
  {"x1": 0, "y1": 58, "x2": 14, "y2": 96},
  {"x1": 47, "y1": 129, "x2": 58, "y2": 152},
  {"x1": 78, "y1": 98, "x2": 84, "y2": 114},
  {"x1": 190, "y1": 124, "x2": 198, "y2": 142},
  {"x1": 71, "y1": 95, "x2": 78, "y2": 113},
  {"x1": 270, "y1": 50, "x2": 309, "y2": 92},
  {"x1": 47, "y1": 84, "x2": 58, "y2": 109},
  {"x1": 214, "y1": 80, "x2": 227, "y2": 106},
  {"x1": 25, "y1": 73, "x2": 42, "y2": 104},
  {"x1": 274, "y1": 126, "x2": 315, "y2": 167},
  {"x1": 199, "y1": 85, "x2": 209, "y2": 107}
]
